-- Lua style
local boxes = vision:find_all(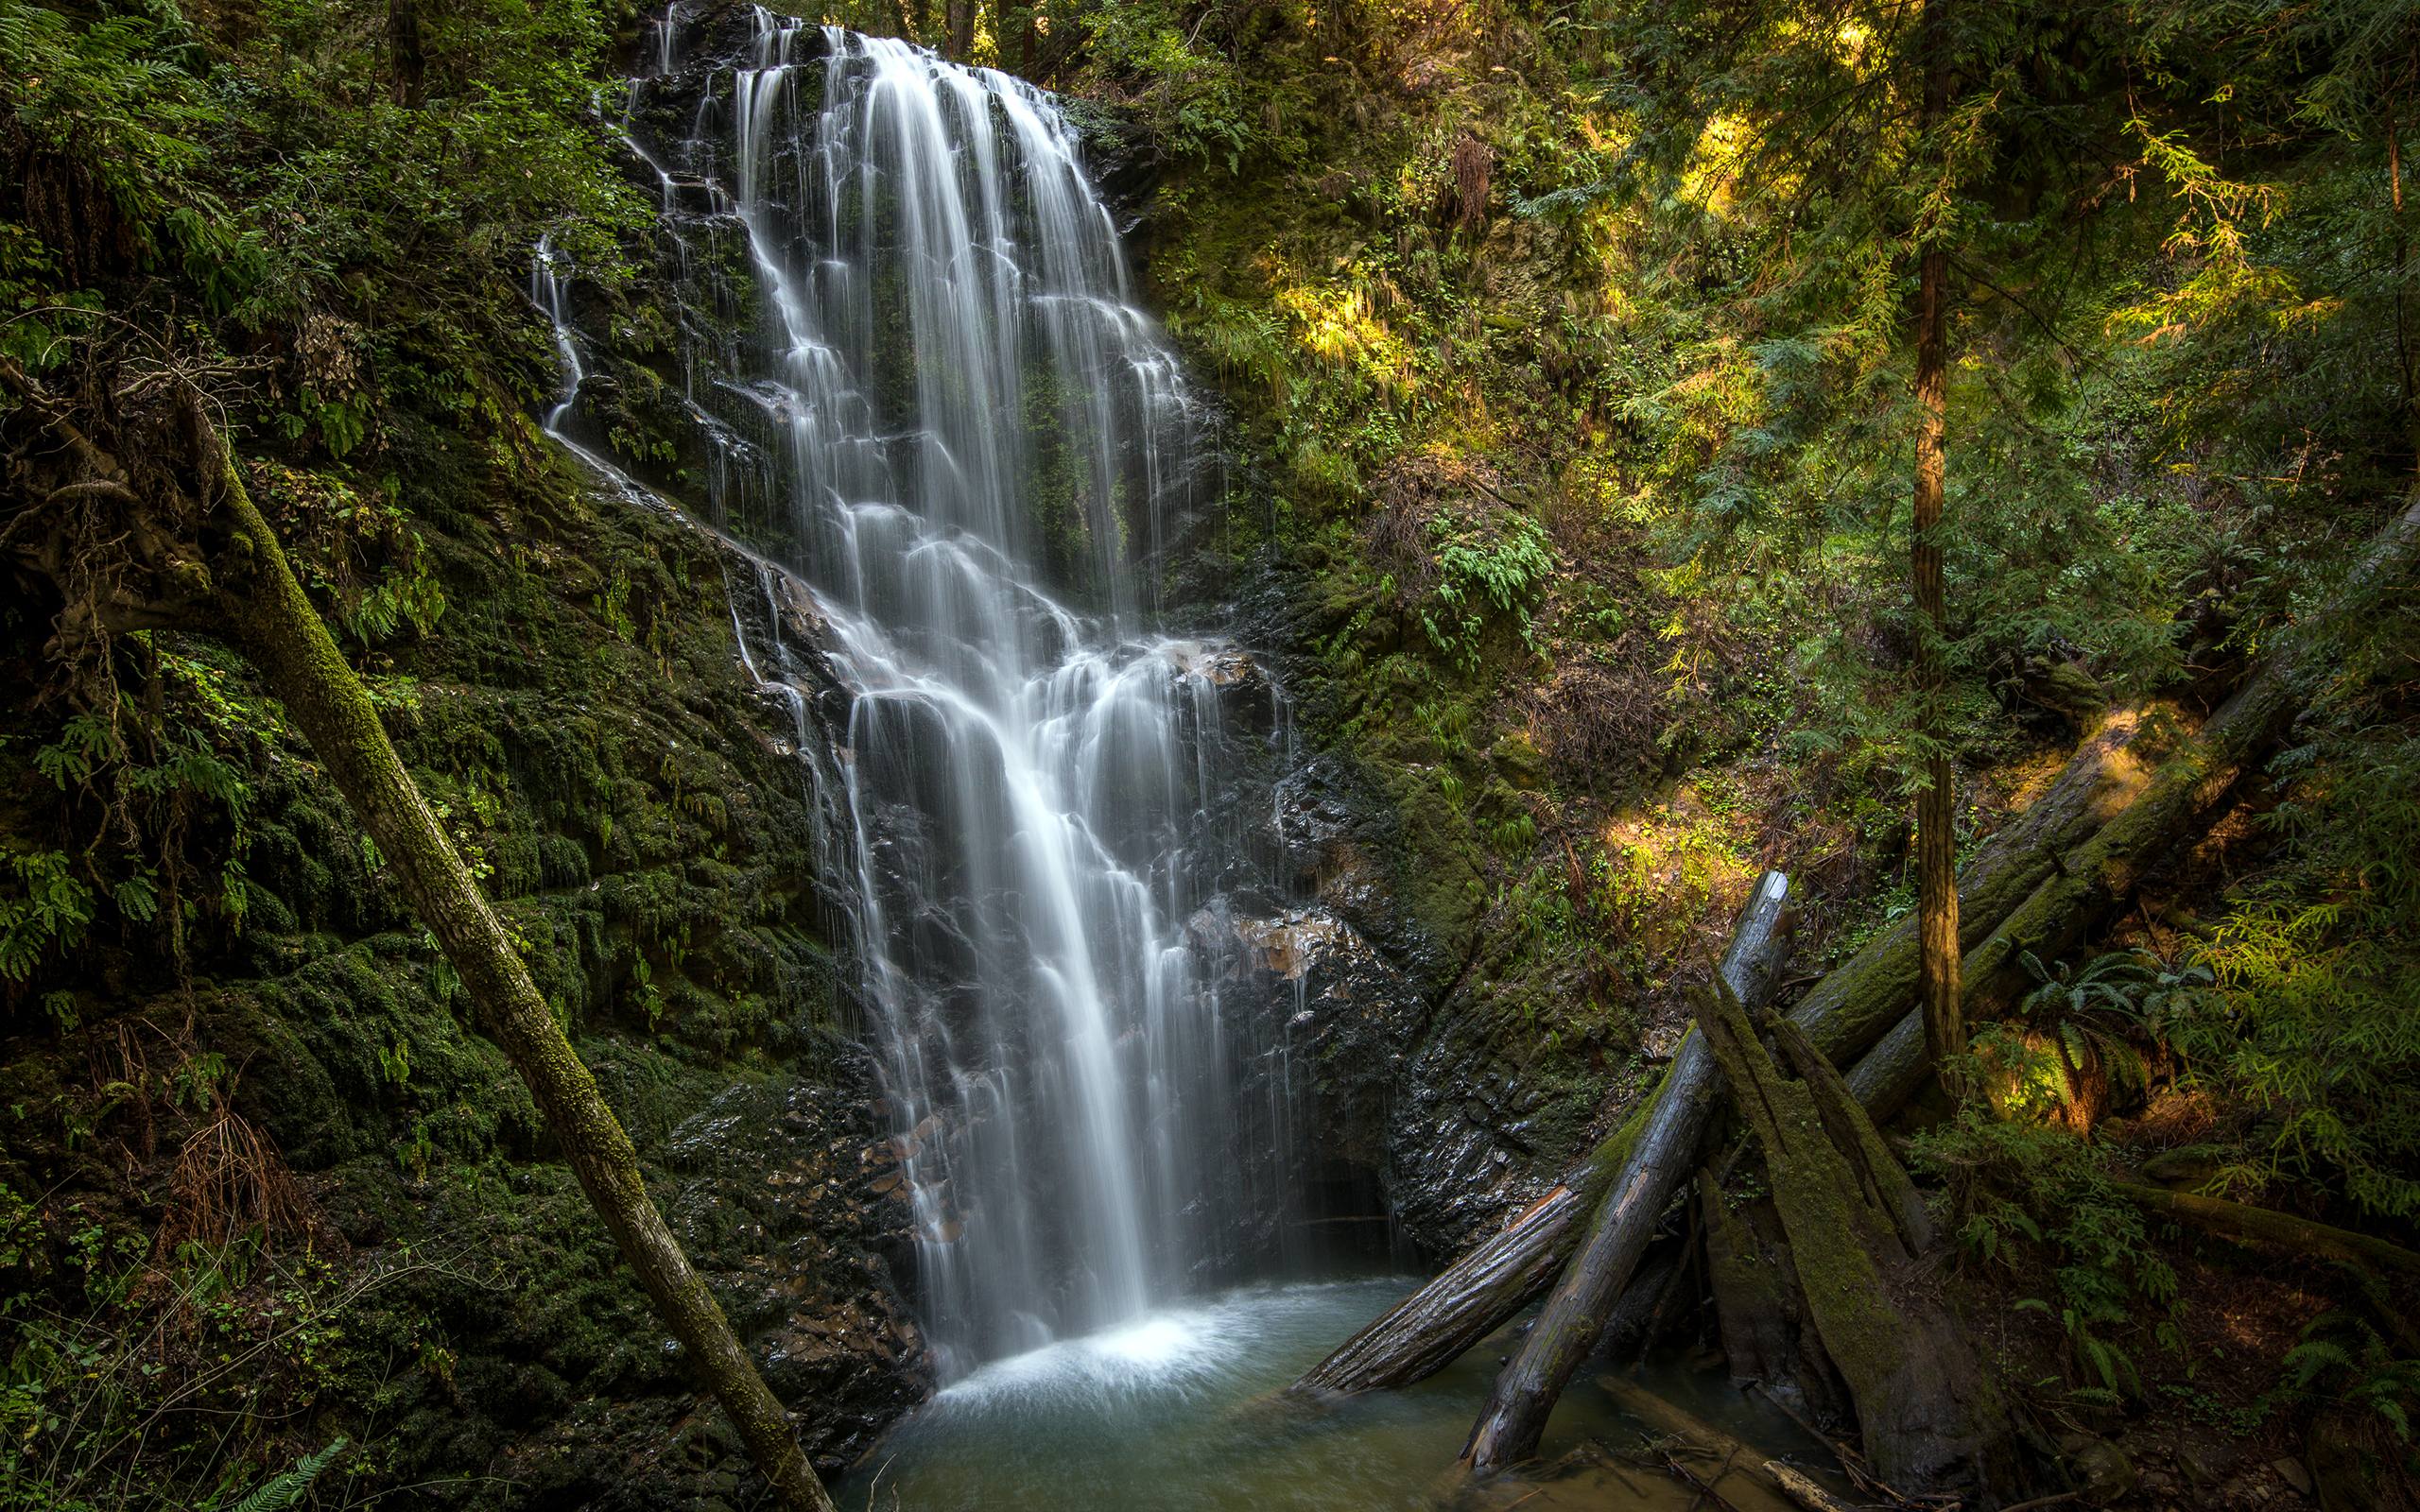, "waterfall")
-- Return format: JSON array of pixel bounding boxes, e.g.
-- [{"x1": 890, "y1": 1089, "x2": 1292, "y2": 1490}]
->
[{"x1": 544, "y1": 9, "x2": 1303, "y2": 1383}]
